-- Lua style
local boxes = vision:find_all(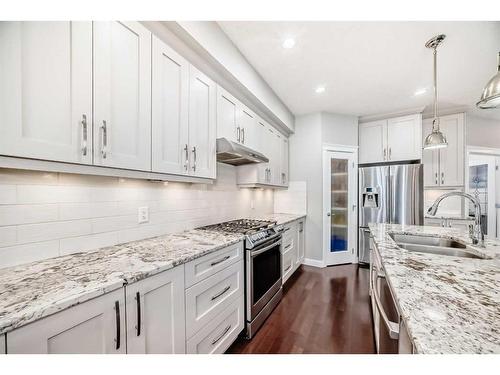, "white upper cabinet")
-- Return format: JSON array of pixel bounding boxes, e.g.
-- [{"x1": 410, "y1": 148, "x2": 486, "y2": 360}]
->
[
  {"x1": 7, "y1": 288, "x2": 126, "y2": 354},
  {"x1": 151, "y1": 35, "x2": 189, "y2": 175},
  {"x1": 422, "y1": 113, "x2": 465, "y2": 188},
  {"x1": 216, "y1": 86, "x2": 239, "y2": 141},
  {"x1": 359, "y1": 120, "x2": 387, "y2": 164},
  {"x1": 125, "y1": 266, "x2": 186, "y2": 354},
  {"x1": 239, "y1": 105, "x2": 258, "y2": 150},
  {"x1": 188, "y1": 65, "x2": 217, "y2": 179},
  {"x1": 0, "y1": 21, "x2": 93, "y2": 164},
  {"x1": 93, "y1": 21, "x2": 152, "y2": 171},
  {"x1": 281, "y1": 136, "x2": 289, "y2": 186},
  {"x1": 386, "y1": 115, "x2": 422, "y2": 161},
  {"x1": 359, "y1": 114, "x2": 422, "y2": 164}
]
